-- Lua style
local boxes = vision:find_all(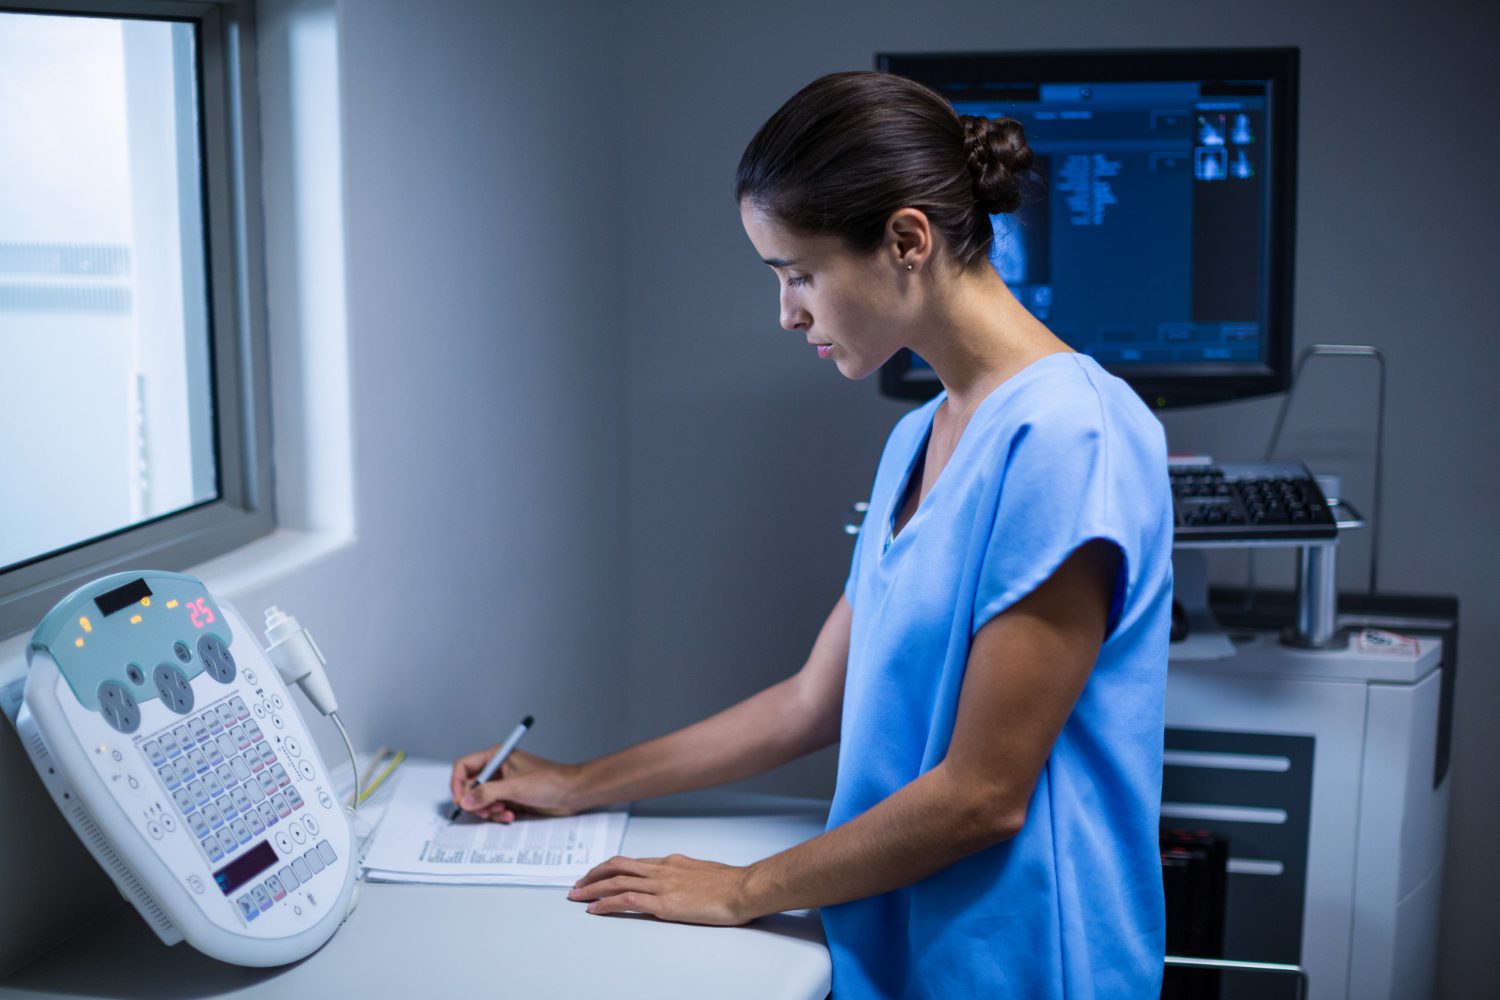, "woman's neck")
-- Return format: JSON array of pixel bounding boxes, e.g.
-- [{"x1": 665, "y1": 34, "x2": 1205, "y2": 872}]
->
[{"x1": 908, "y1": 264, "x2": 1072, "y2": 418}]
